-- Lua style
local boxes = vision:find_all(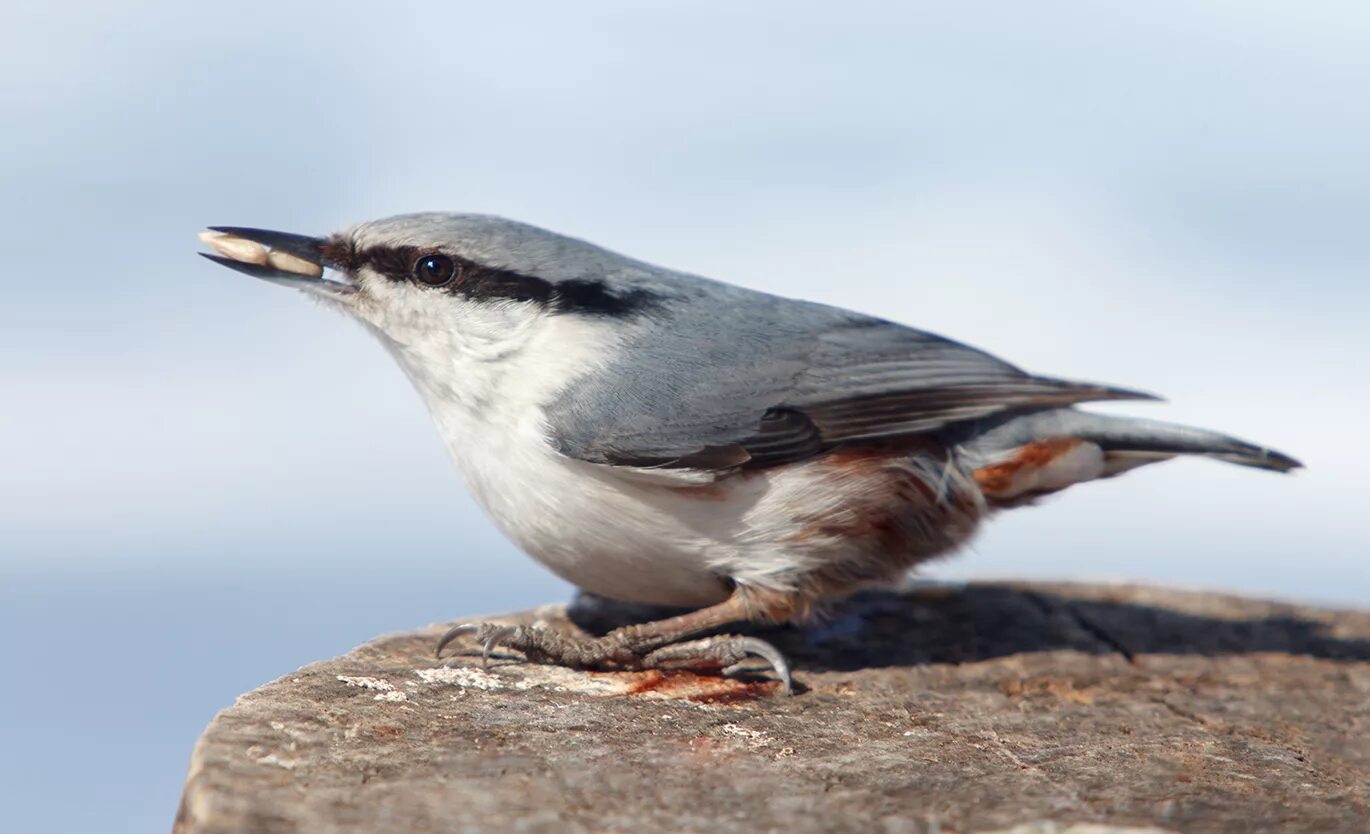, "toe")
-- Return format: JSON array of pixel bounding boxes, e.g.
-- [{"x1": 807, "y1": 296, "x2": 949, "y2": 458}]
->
[
  {"x1": 643, "y1": 635, "x2": 794, "y2": 695},
  {"x1": 435, "y1": 622, "x2": 517, "y2": 667},
  {"x1": 436, "y1": 623, "x2": 483, "y2": 659}
]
